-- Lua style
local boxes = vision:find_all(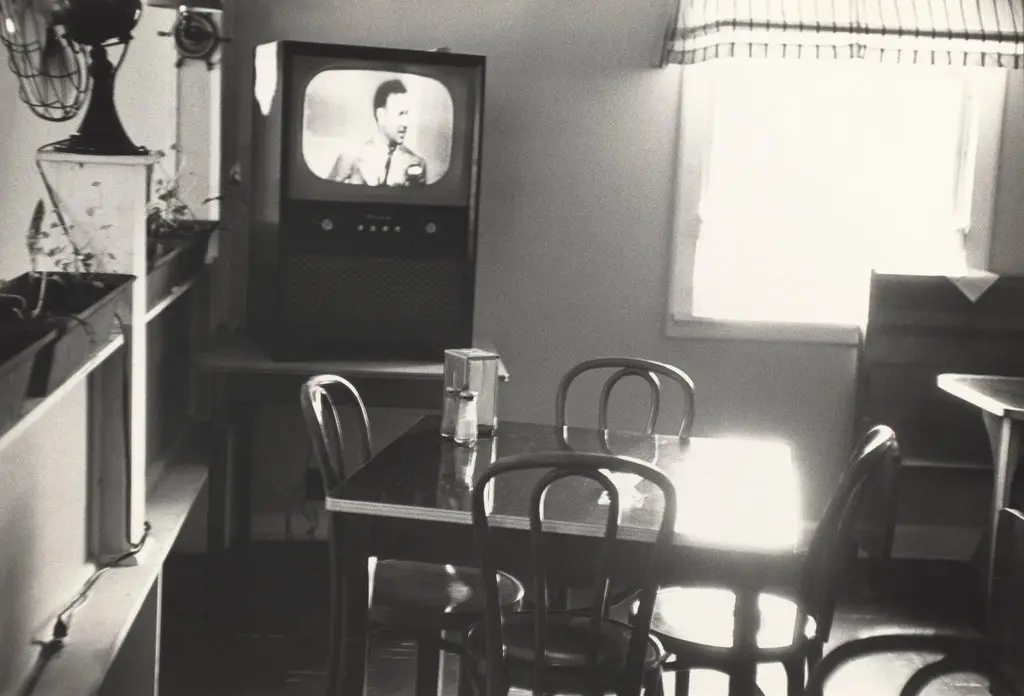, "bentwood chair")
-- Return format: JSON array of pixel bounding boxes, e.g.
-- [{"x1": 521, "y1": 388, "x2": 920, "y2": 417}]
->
[
  {"x1": 462, "y1": 451, "x2": 676, "y2": 696},
  {"x1": 804, "y1": 507, "x2": 1024, "y2": 695},
  {"x1": 300, "y1": 375, "x2": 525, "y2": 696},
  {"x1": 556, "y1": 357, "x2": 697, "y2": 440},
  {"x1": 804, "y1": 633, "x2": 1022, "y2": 695},
  {"x1": 632, "y1": 425, "x2": 901, "y2": 696},
  {"x1": 555, "y1": 358, "x2": 696, "y2": 612}
]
